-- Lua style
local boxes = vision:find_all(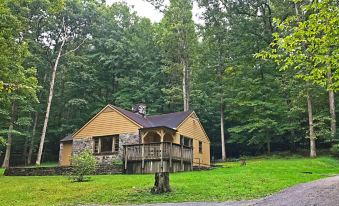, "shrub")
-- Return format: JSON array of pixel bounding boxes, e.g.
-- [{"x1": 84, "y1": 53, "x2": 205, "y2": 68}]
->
[
  {"x1": 330, "y1": 144, "x2": 339, "y2": 158},
  {"x1": 70, "y1": 150, "x2": 96, "y2": 182},
  {"x1": 112, "y1": 159, "x2": 123, "y2": 165}
]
